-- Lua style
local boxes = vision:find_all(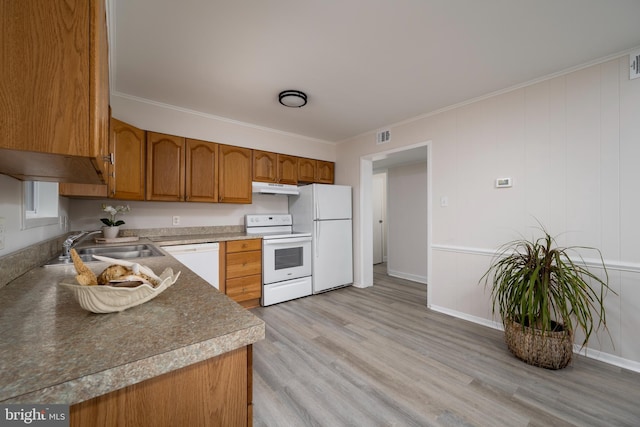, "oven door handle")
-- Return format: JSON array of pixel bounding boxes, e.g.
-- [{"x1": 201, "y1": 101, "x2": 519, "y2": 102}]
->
[{"x1": 263, "y1": 237, "x2": 312, "y2": 246}]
